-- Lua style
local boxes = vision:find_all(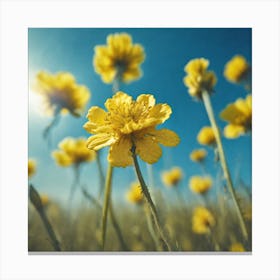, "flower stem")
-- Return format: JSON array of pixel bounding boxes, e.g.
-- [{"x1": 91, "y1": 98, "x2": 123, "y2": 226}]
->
[
  {"x1": 131, "y1": 145, "x2": 172, "y2": 251},
  {"x1": 96, "y1": 151, "x2": 105, "y2": 199},
  {"x1": 101, "y1": 163, "x2": 113, "y2": 250},
  {"x1": 29, "y1": 185, "x2": 61, "y2": 251},
  {"x1": 202, "y1": 91, "x2": 248, "y2": 240}
]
